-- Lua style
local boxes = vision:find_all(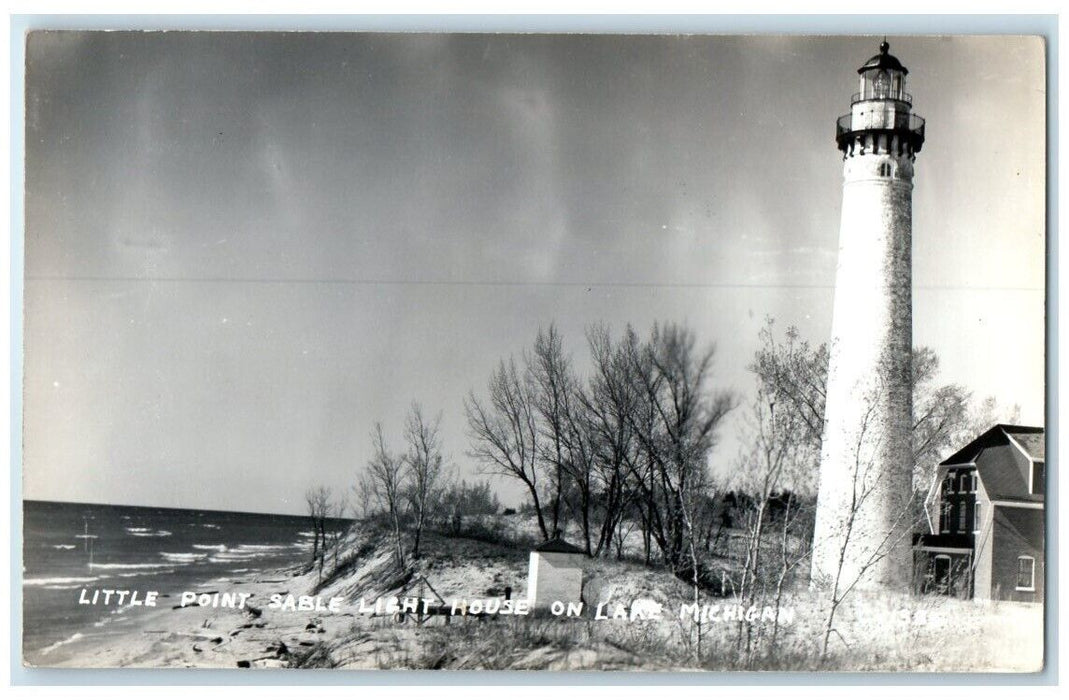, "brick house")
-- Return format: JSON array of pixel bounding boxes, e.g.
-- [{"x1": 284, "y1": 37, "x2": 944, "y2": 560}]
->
[{"x1": 913, "y1": 424, "x2": 1045, "y2": 602}]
